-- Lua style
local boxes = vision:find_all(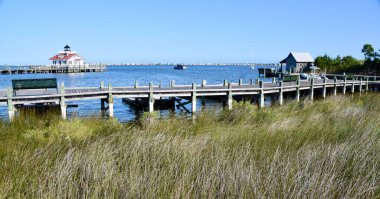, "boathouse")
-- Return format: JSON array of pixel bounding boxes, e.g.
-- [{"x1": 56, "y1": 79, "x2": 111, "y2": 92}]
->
[
  {"x1": 49, "y1": 45, "x2": 85, "y2": 66},
  {"x1": 280, "y1": 52, "x2": 315, "y2": 73}
]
